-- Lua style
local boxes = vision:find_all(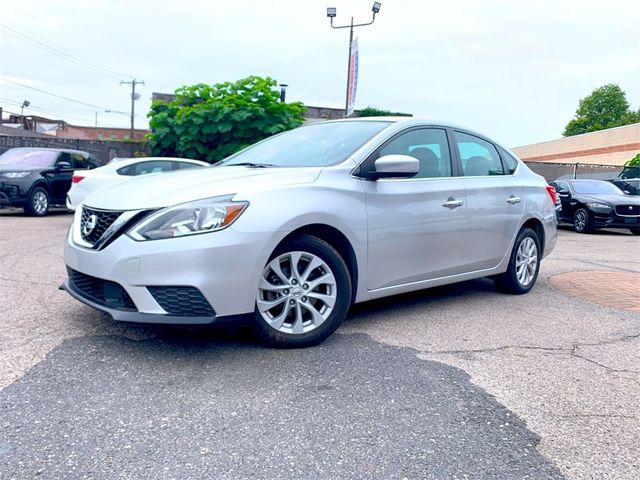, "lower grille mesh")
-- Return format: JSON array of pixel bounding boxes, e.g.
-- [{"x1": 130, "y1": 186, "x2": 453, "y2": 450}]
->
[
  {"x1": 147, "y1": 286, "x2": 215, "y2": 317},
  {"x1": 68, "y1": 268, "x2": 136, "y2": 311}
]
